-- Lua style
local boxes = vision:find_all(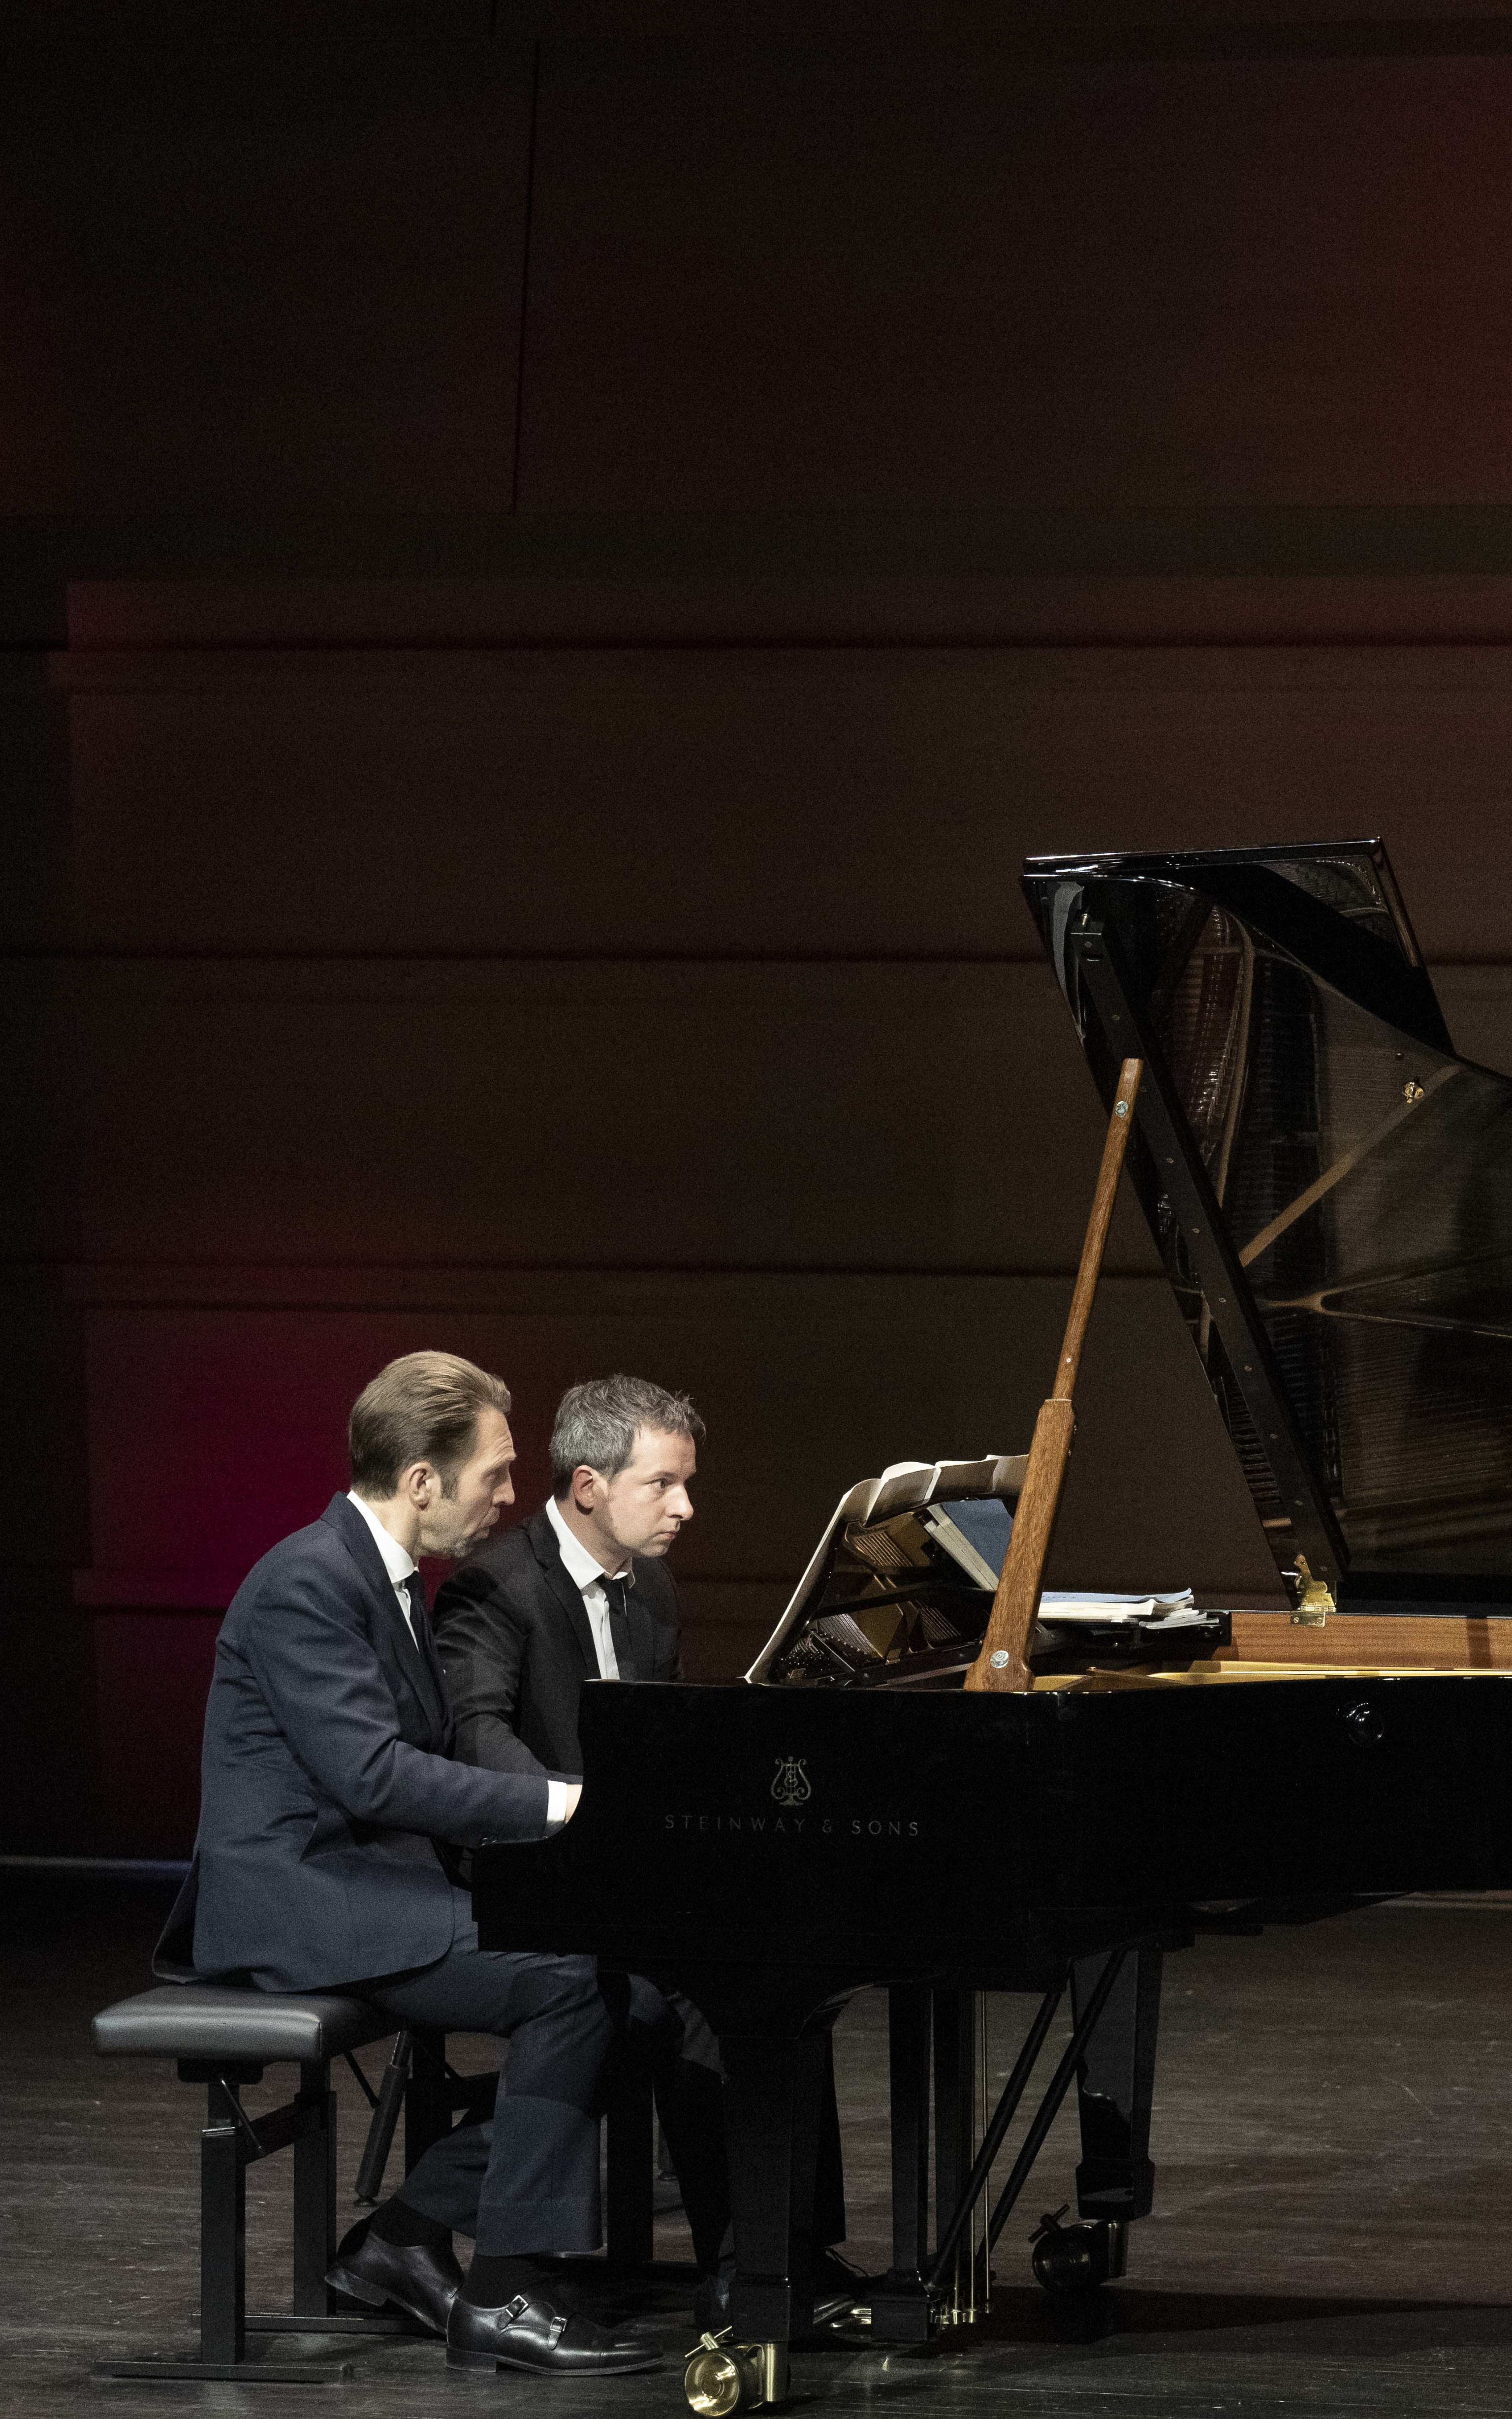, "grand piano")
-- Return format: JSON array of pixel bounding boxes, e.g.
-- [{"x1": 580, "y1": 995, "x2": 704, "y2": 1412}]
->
[{"x1": 472, "y1": 840, "x2": 1512, "y2": 2411}]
